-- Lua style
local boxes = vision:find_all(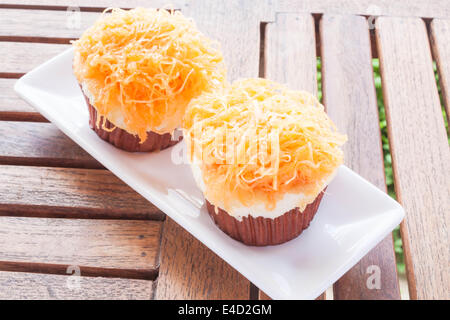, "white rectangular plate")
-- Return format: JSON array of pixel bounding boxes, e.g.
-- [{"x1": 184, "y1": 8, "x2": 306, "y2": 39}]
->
[{"x1": 15, "y1": 48, "x2": 404, "y2": 300}]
